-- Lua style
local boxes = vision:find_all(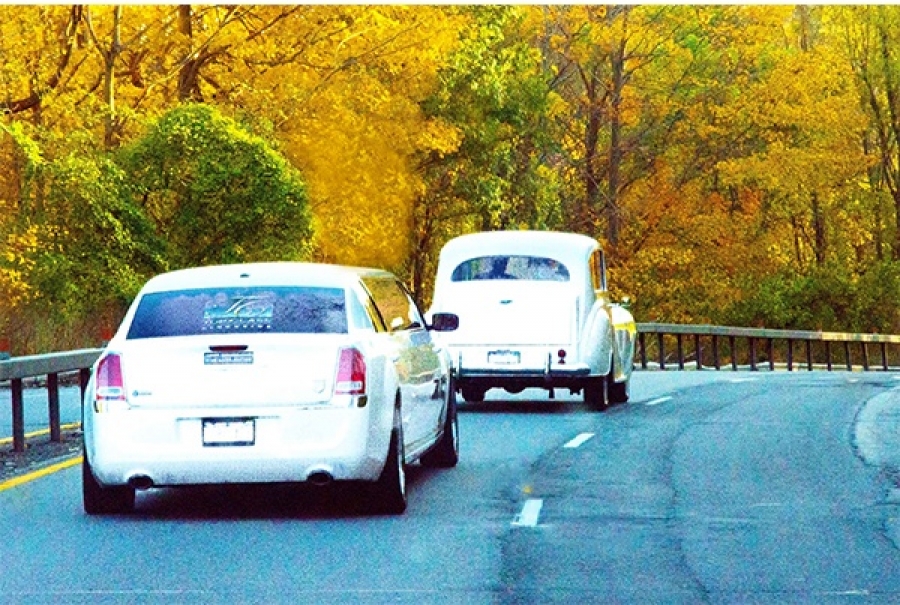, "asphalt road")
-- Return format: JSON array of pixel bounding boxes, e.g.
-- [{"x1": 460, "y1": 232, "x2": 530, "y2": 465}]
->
[
  {"x1": 0, "y1": 383, "x2": 83, "y2": 440},
  {"x1": 2, "y1": 371, "x2": 900, "y2": 604}
]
